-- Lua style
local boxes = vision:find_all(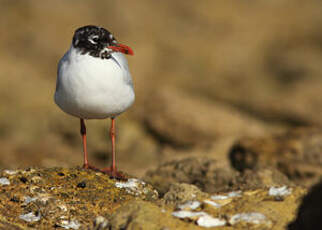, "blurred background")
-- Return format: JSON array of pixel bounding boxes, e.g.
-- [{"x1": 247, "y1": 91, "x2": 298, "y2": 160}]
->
[{"x1": 1, "y1": 0, "x2": 322, "y2": 178}]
